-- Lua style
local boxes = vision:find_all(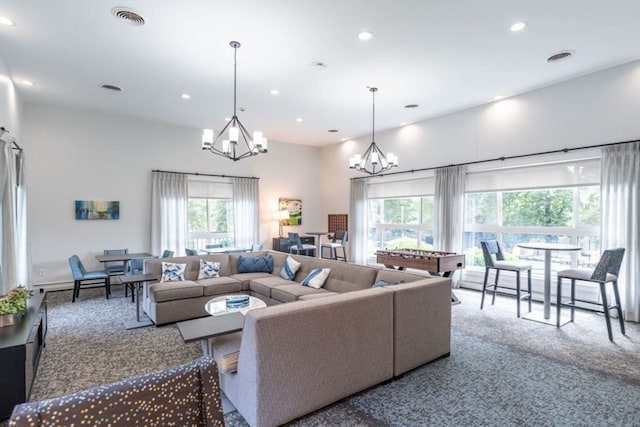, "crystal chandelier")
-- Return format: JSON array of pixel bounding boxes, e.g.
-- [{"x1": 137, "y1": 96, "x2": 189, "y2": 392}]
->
[
  {"x1": 349, "y1": 87, "x2": 398, "y2": 175},
  {"x1": 202, "y1": 41, "x2": 268, "y2": 161}
]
